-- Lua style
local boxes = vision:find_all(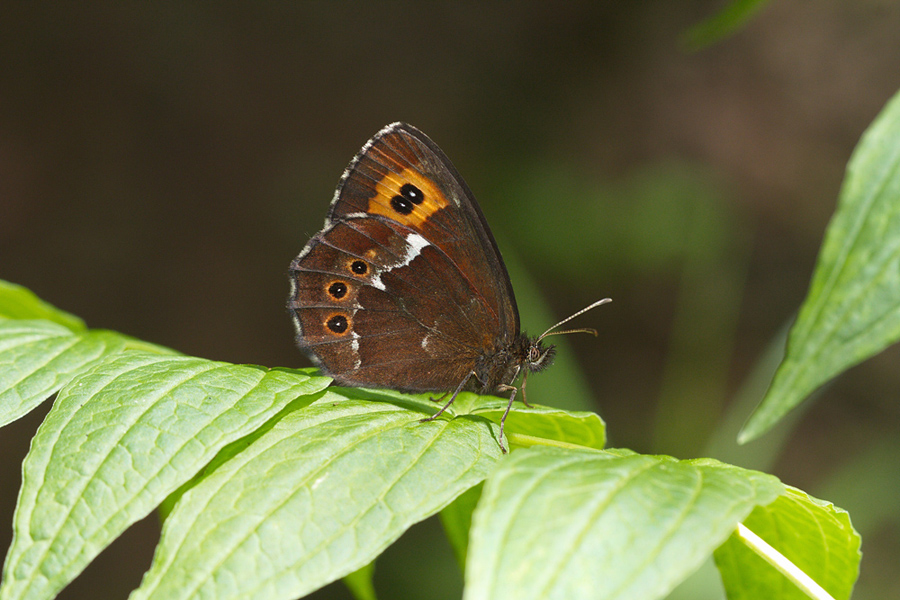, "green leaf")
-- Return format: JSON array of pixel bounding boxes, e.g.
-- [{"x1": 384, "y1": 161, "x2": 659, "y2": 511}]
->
[
  {"x1": 333, "y1": 387, "x2": 605, "y2": 450},
  {"x1": 473, "y1": 400, "x2": 606, "y2": 450},
  {"x1": 741, "y1": 88, "x2": 900, "y2": 442},
  {"x1": 682, "y1": 0, "x2": 772, "y2": 51},
  {"x1": 0, "y1": 353, "x2": 329, "y2": 600},
  {"x1": 0, "y1": 320, "x2": 128, "y2": 428},
  {"x1": 464, "y1": 448, "x2": 783, "y2": 600},
  {"x1": 0, "y1": 280, "x2": 85, "y2": 331},
  {"x1": 129, "y1": 394, "x2": 502, "y2": 600},
  {"x1": 714, "y1": 487, "x2": 861, "y2": 600}
]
